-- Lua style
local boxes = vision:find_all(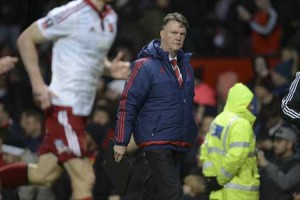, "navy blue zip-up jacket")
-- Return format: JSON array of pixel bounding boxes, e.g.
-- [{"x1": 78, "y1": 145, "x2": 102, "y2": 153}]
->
[{"x1": 114, "y1": 39, "x2": 198, "y2": 151}]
